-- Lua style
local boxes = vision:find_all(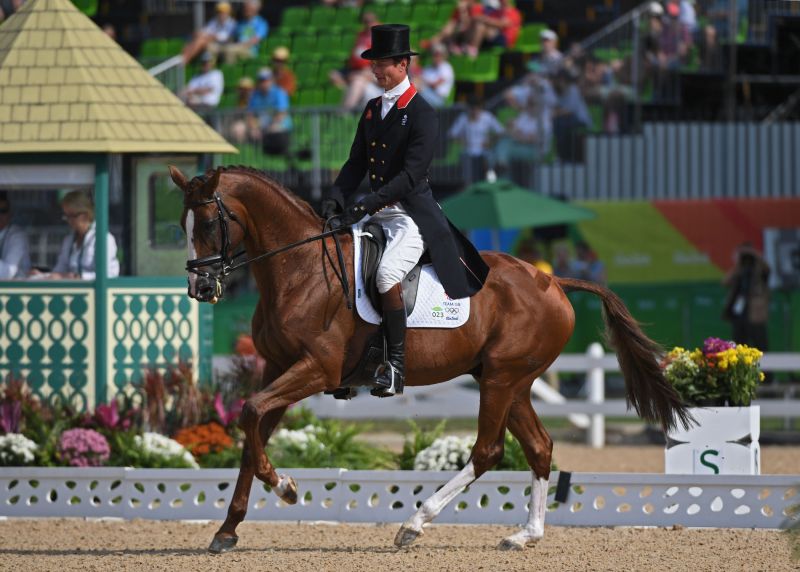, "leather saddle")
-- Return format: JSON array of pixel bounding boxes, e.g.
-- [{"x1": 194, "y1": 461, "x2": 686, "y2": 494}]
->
[{"x1": 325, "y1": 222, "x2": 428, "y2": 400}]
